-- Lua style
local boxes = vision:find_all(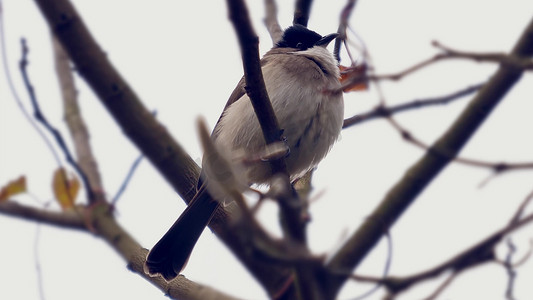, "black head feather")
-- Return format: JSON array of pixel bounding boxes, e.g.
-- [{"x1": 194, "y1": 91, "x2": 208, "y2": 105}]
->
[{"x1": 276, "y1": 24, "x2": 323, "y2": 50}]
